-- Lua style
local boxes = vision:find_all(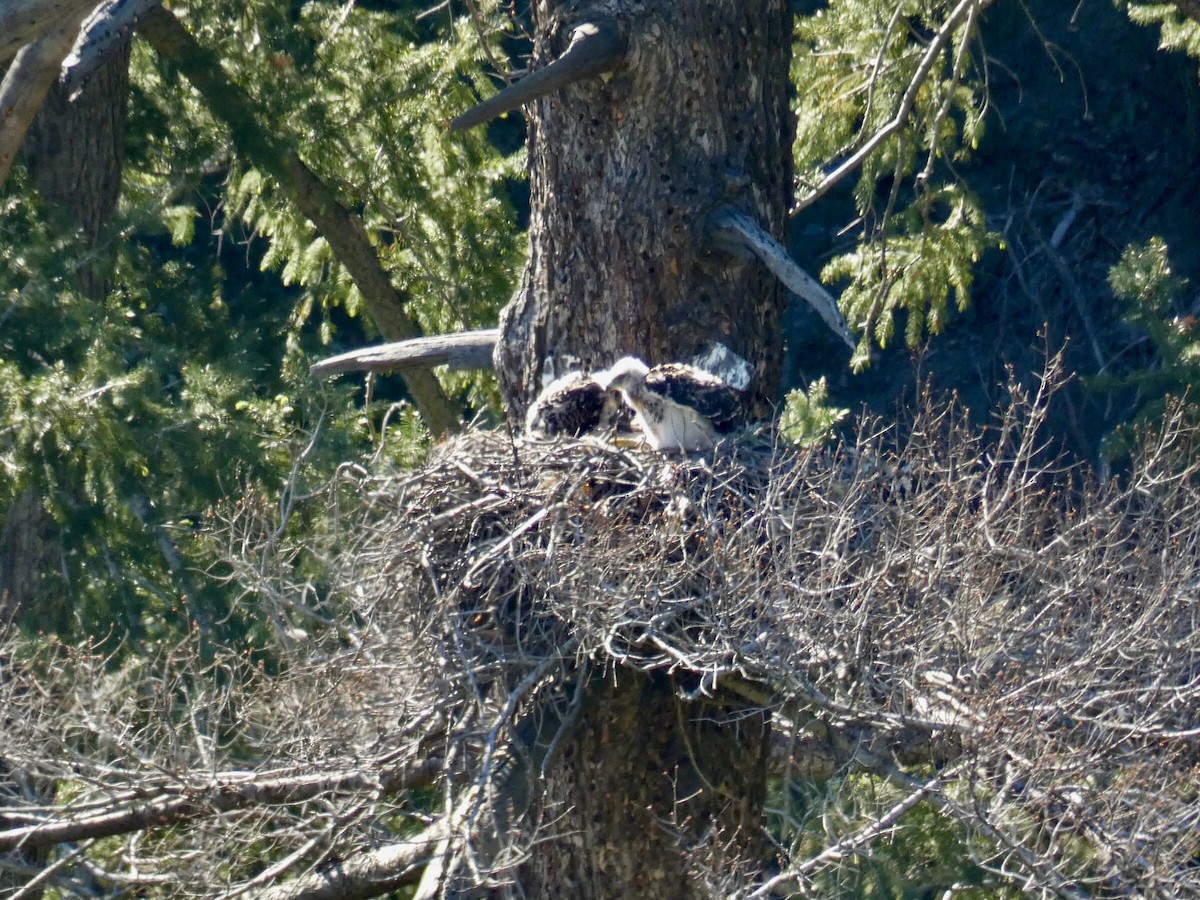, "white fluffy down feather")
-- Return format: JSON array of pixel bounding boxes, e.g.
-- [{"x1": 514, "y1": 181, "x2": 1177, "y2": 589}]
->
[{"x1": 595, "y1": 356, "x2": 744, "y2": 452}]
